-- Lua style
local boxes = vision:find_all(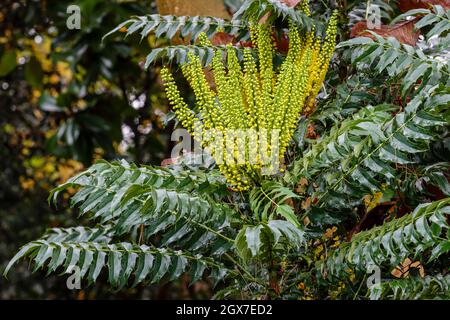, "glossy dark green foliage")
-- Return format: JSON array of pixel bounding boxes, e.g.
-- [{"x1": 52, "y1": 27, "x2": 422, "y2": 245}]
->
[
  {"x1": 4, "y1": 1, "x2": 450, "y2": 300},
  {"x1": 103, "y1": 14, "x2": 249, "y2": 43},
  {"x1": 319, "y1": 199, "x2": 450, "y2": 278},
  {"x1": 369, "y1": 274, "x2": 450, "y2": 300}
]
